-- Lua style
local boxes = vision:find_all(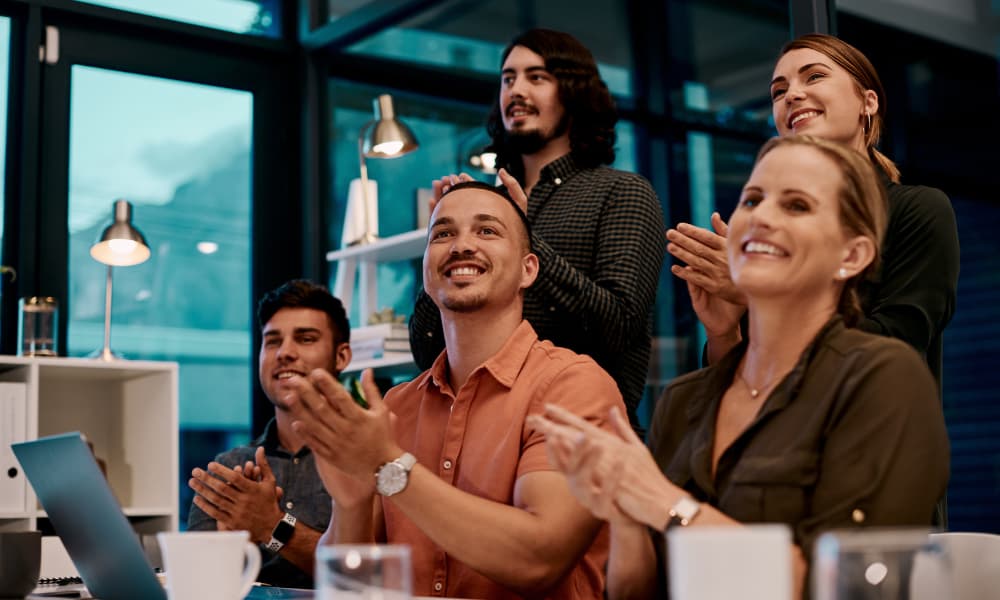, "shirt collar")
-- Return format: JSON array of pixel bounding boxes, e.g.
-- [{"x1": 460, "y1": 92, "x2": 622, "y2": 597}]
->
[
  {"x1": 537, "y1": 152, "x2": 584, "y2": 186},
  {"x1": 686, "y1": 315, "x2": 847, "y2": 424},
  {"x1": 253, "y1": 416, "x2": 312, "y2": 458},
  {"x1": 252, "y1": 417, "x2": 281, "y2": 449},
  {"x1": 420, "y1": 320, "x2": 539, "y2": 393}
]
